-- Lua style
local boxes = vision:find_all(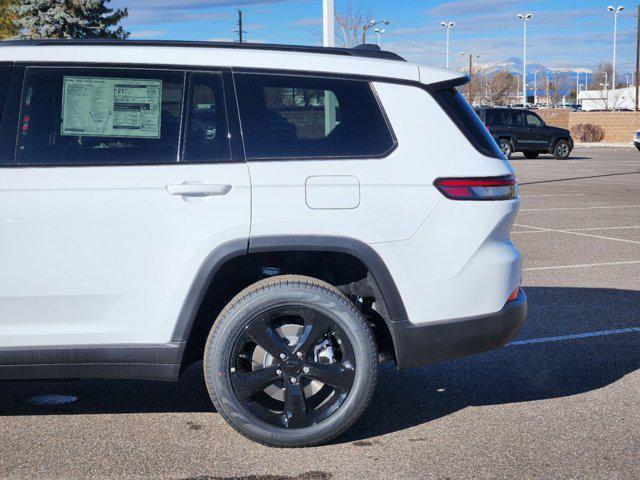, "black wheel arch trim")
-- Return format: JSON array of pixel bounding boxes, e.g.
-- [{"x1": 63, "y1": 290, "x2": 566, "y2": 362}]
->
[{"x1": 170, "y1": 235, "x2": 410, "y2": 369}]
